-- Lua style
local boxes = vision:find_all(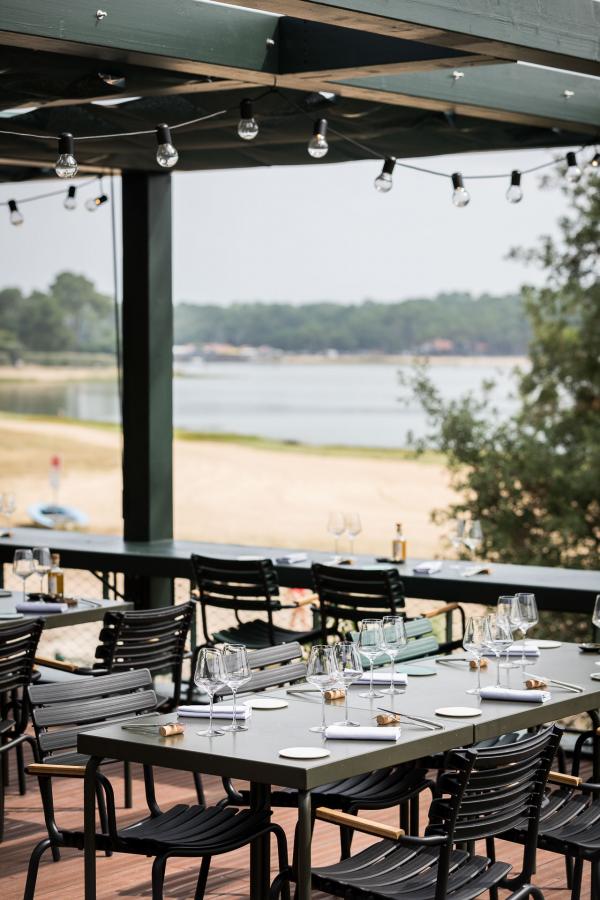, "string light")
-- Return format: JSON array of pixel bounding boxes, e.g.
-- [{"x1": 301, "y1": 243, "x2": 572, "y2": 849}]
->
[
  {"x1": 308, "y1": 118, "x2": 328, "y2": 158},
  {"x1": 85, "y1": 192, "x2": 109, "y2": 212},
  {"x1": 451, "y1": 172, "x2": 470, "y2": 207},
  {"x1": 237, "y1": 99, "x2": 259, "y2": 141},
  {"x1": 506, "y1": 170, "x2": 523, "y2": 204},
  {"x1": 8, "y1": 200, "x2": 23, "y2": 225},
  {"x1": 55, "y1": 132, "x2": 78, "y2": 178},
  {"x1": 588, "y1": 150, "x2": 600, "y2": 171},
  {"x1": 155, "y1": 124, "x2": 178, "y2": 168},
  {"x1": 374, "y1": 158, "x2": 396, "y2": 193},
  {"x1": 64, "y1": 186, "x2": 77, "y2": 210},
  {"x1": 565, "y1": 151, "x2": 582, "y2": 183}
]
